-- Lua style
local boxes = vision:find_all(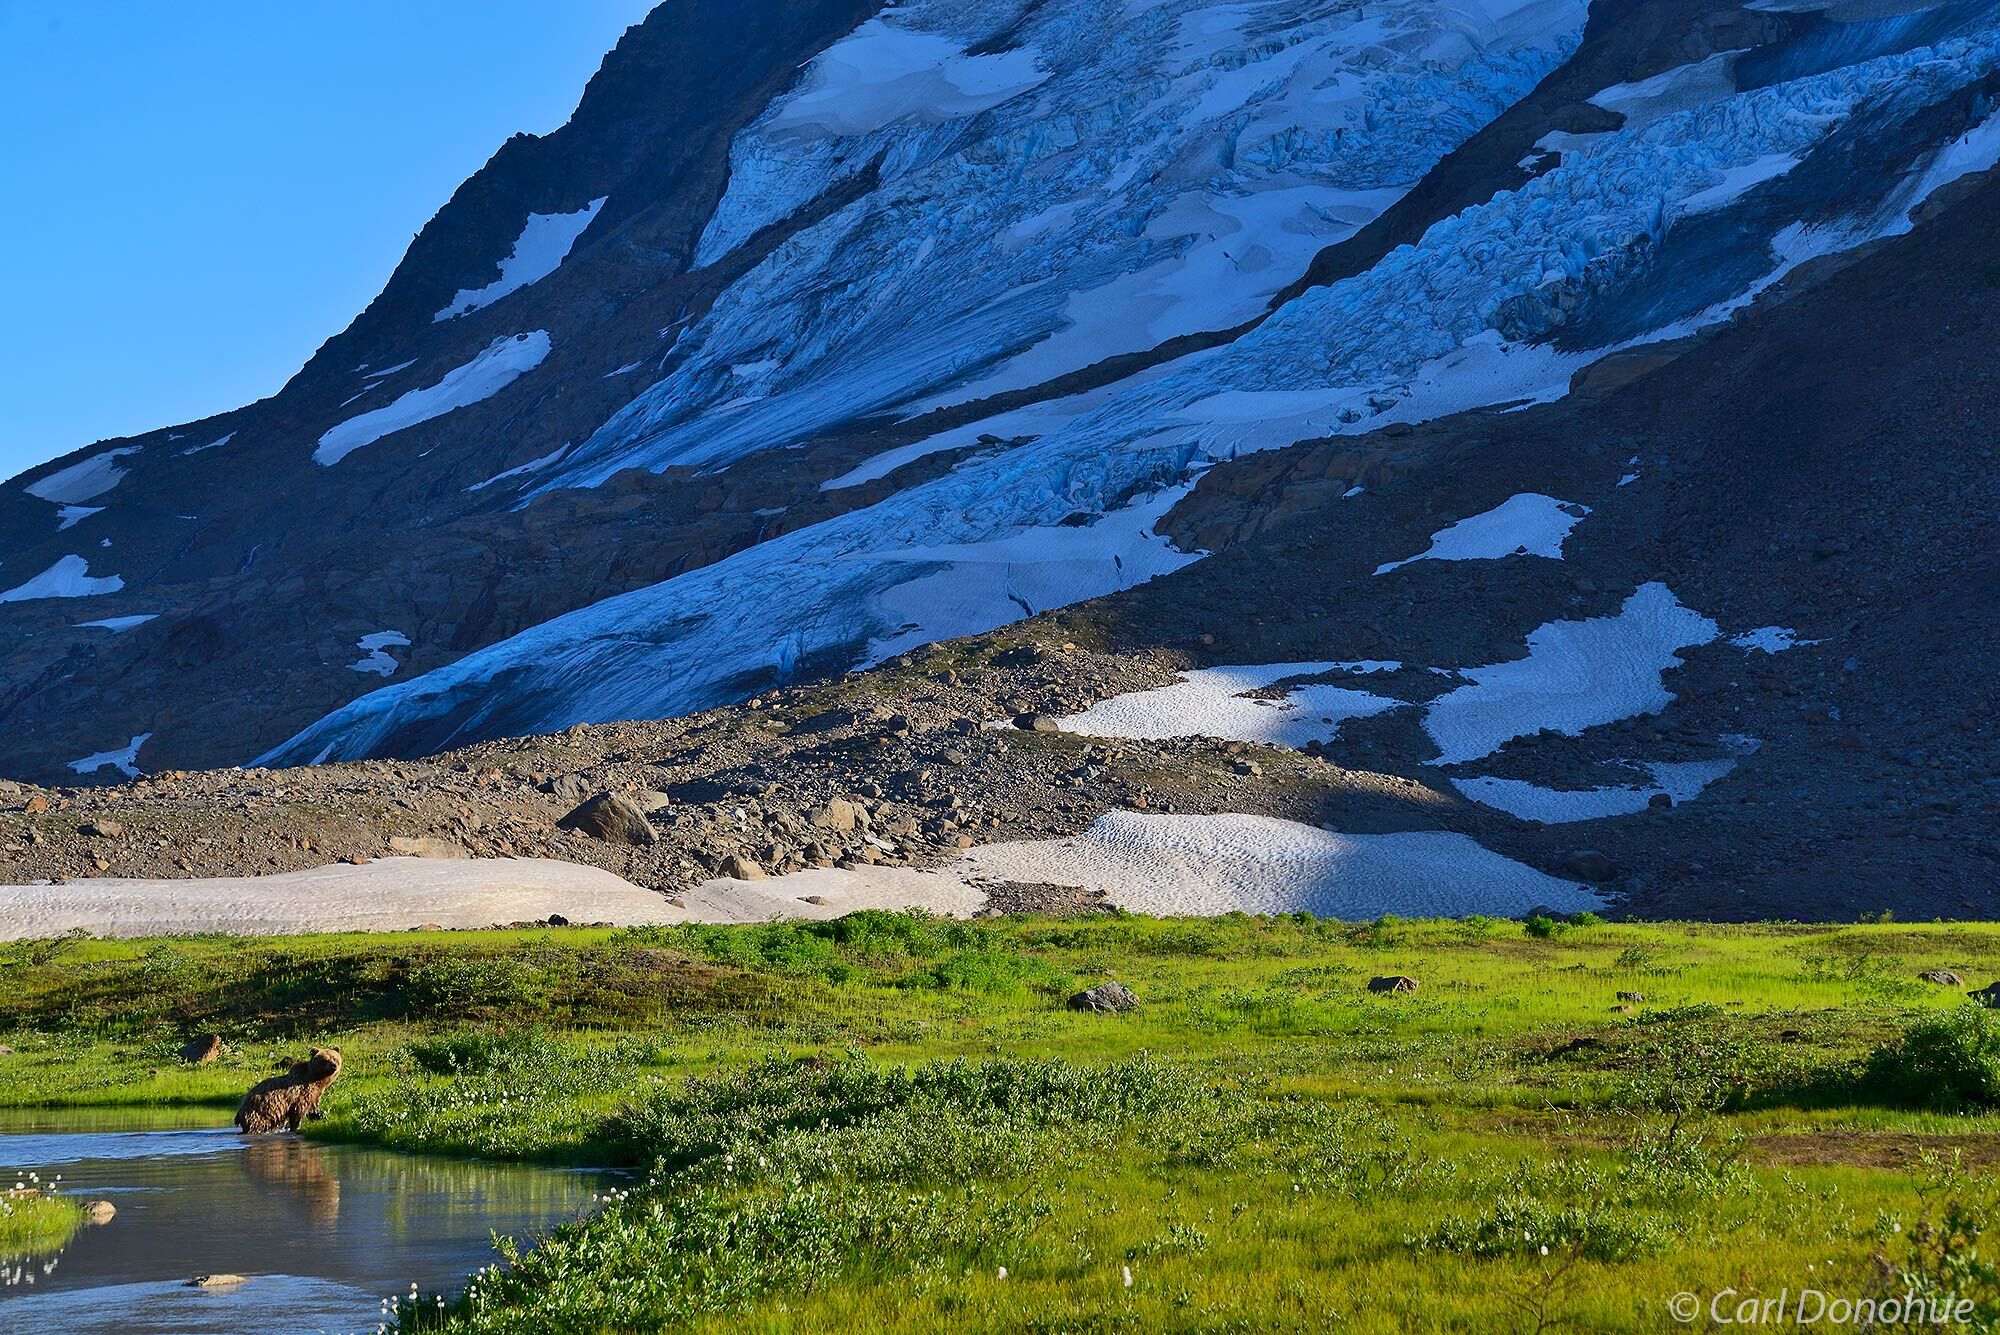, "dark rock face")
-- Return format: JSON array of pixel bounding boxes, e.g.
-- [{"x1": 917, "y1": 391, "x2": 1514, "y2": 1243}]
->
[
  {"x1": 558, "y1": 793, "x2": 657, "y2": 846},
  {"x1": 236, "y1": 1047, "x2": 342, "y2": 1134},
  {"x1": 1067, "y1": 981, "x2": 1140, "y2": 1012}
]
